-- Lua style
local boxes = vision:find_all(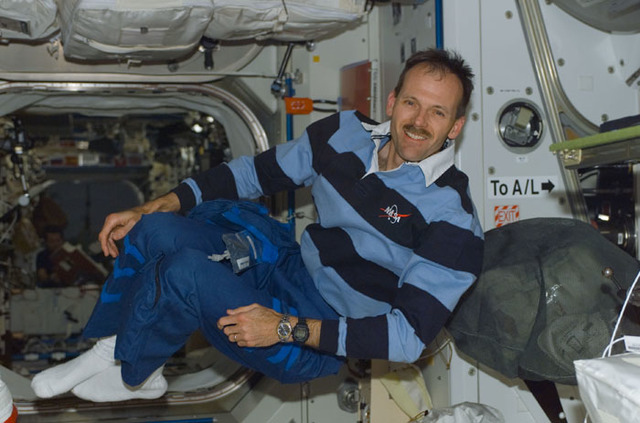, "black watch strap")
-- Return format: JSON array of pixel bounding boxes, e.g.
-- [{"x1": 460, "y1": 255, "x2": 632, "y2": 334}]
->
[{"x1": 292, "y1": 316, "x2": 310, "y2": 344}]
